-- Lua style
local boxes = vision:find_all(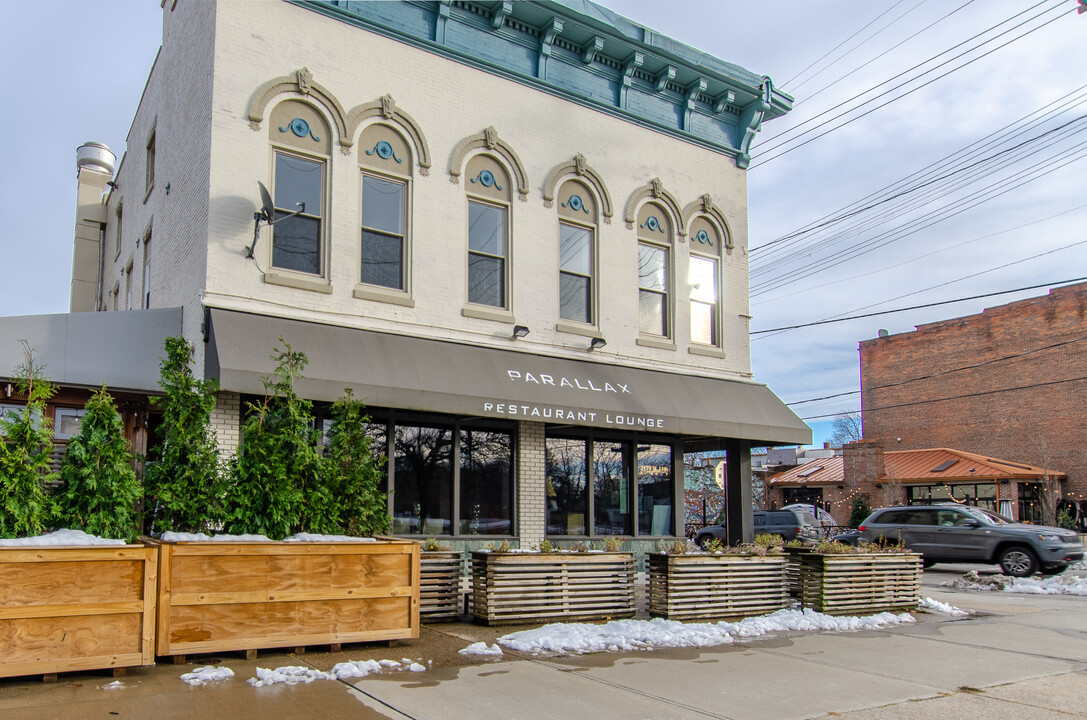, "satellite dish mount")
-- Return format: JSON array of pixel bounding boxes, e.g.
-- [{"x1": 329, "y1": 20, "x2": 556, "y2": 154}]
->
[{"x1": 246, "y1": 181, "x2": 305, "y2": 258}]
